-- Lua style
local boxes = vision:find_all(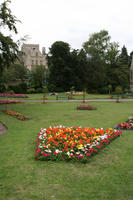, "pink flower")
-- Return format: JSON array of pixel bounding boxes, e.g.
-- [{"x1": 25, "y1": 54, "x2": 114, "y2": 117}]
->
[
  {"x1": 37, "y1": 148, "x2": 40, "y2": 152},
  {"x1": 86, "y1": 153, "x2": 90, "y2": 156},
  {"x1": 97, "y1": 146, "x2": 101, "y2": 149}
]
